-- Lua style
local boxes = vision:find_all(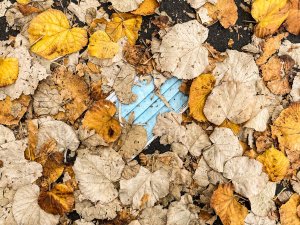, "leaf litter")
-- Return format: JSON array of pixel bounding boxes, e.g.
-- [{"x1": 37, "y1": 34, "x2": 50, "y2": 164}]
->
[{"x1": 0, "y1": 0, "x2": 300, "y2": 225}]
